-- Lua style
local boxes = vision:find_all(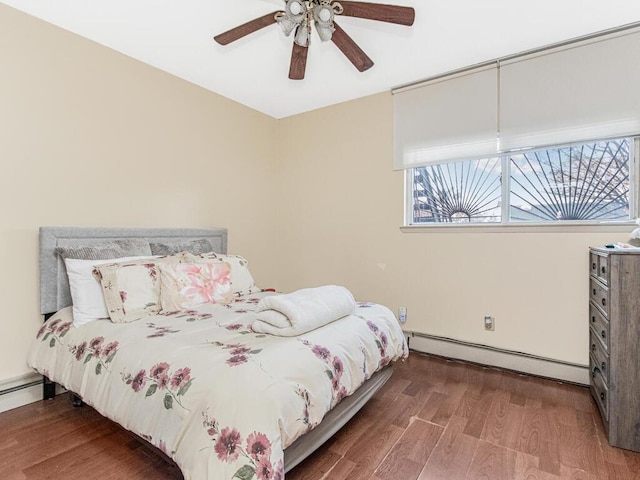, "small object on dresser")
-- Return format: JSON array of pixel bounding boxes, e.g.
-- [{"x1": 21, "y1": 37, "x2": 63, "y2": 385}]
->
[{"x1": 605, "y1": 242, "x2": 640, "y2": 249}]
